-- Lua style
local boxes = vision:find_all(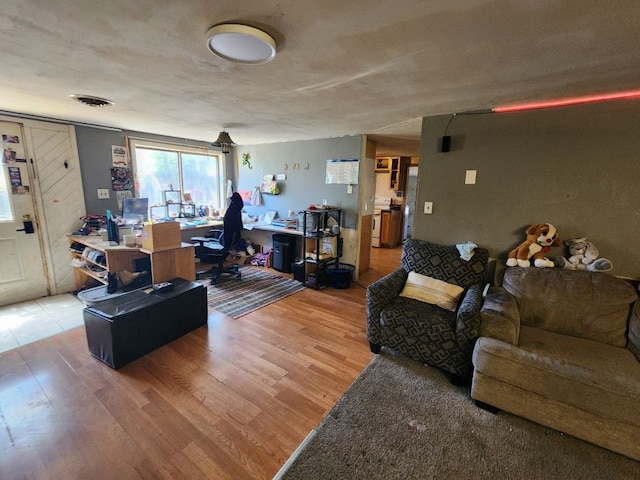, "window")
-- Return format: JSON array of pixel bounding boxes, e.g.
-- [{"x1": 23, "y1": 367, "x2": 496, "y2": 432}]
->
[
  {"x1": 0, "y1": 165, "x2": 13, "y2": 222},
  {"x1": 128, "y1": 138, "x2": 224, "y2": 216}
]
